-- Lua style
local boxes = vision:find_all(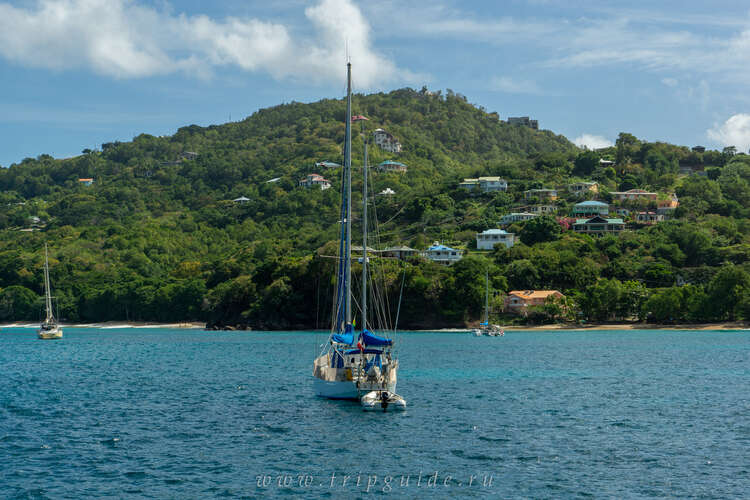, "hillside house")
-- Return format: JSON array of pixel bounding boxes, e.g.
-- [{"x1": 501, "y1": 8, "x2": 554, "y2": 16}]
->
[
  {"x1": 524, "y1": 188, "x2": 558, "y2": 201},
  {"x1": 572, "y1": 200, "x2": 609, "y2": 216},
  {"x1": 377, "y1": 160, "x2": 408, "y2": 173},
  {"x1": 460, "y1": 177, "x2": 508, "y2": 193},
  {"x1": 380, "y1": 188, "x2": 396, "y2": 196},
  {"x1": 568, "y1": 181, "x2": 599, "y2": 194},
  {"x1": 232, "y1": 196, "x2": 250, "y2": 204},
  {"x1": 521, "y1": 204, "x2": 556, "y2": 215},
  {"x1": 373, "y1": 129, "x2": 402, "y2": 153},
  {"x1": 656, "y1": 194, "x2": 679, "y2": 216},
  {"x1": 499, "y1": 212, "x2": 538, "y2": 225},
  {"x1": 635, "y1": 212, "x2": 665, "y2": 224},
  {"x1": 476, "y1": 229, "x2": 515, "y2": 250},
  {"x1": 504, "y1": 290, "x2": 564, "y2": 315},
  {"x1": 381, "y1": 246, "x2": 417, "y2": 260},
  {"x1": 610, "y1": 189, "x2": 658, "y2": 202},
  {"x1": 78, "y1": 178, "x2": 94, "y2": 186},
  {"x1": 424, "y1": 242, "x2": 463, "y2": 265},
  {"x1": 573, "y1": 216, "x2": 625, "y2": 235},
  {"x1": 299, "y1": 173, "x2": 331, "y2": 190}
]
